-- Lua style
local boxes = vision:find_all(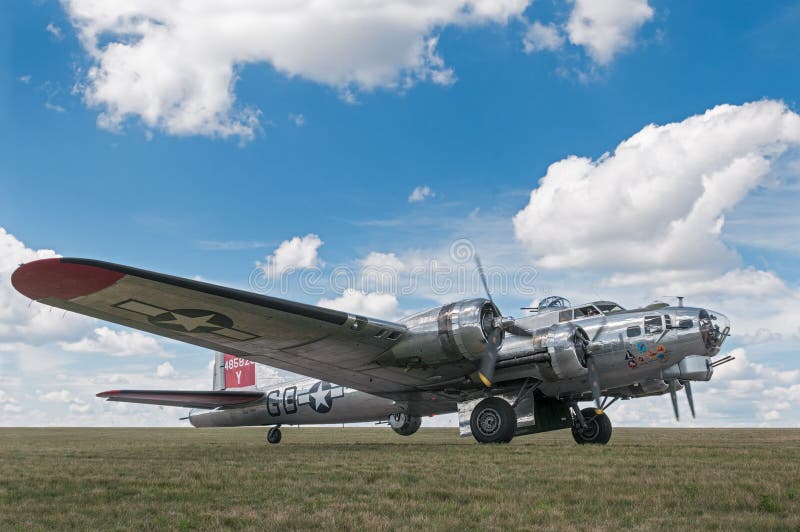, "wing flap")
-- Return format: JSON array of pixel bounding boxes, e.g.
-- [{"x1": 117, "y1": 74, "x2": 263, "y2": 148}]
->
[{"x1": 96, "y1": 389, "x2": 265, "y2": 409}]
